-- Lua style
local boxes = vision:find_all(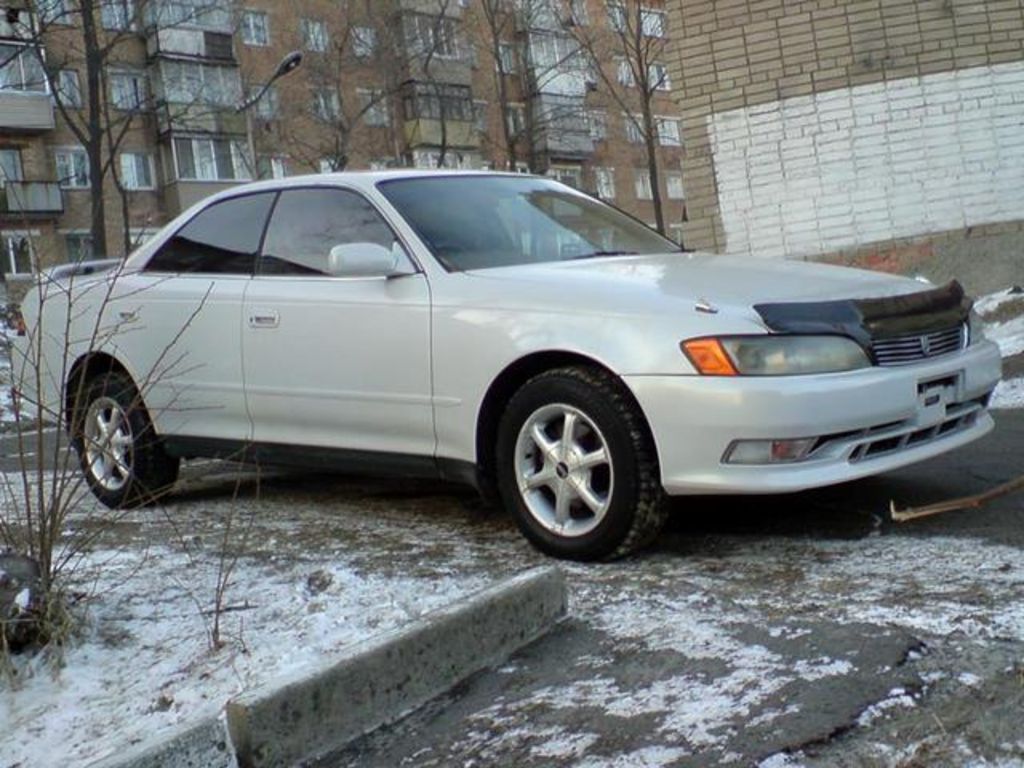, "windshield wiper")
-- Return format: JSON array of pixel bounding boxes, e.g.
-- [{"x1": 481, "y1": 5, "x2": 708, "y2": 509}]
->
[{"x1": 566, "y1": 250, "x2": 639, "y2": 260}]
